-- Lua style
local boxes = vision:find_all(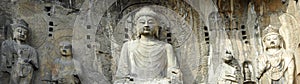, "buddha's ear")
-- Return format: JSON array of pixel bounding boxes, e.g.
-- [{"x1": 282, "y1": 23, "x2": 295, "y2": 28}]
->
[
  {"x1": 262, "y1": 39, "x2": 267, "y2": 52},
  {"x1": 280, "y1": 36, "x2": 286, "y2": 49},
  {"x1": 154, "y1": 26, "x2": 161, "y2": 39}
]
